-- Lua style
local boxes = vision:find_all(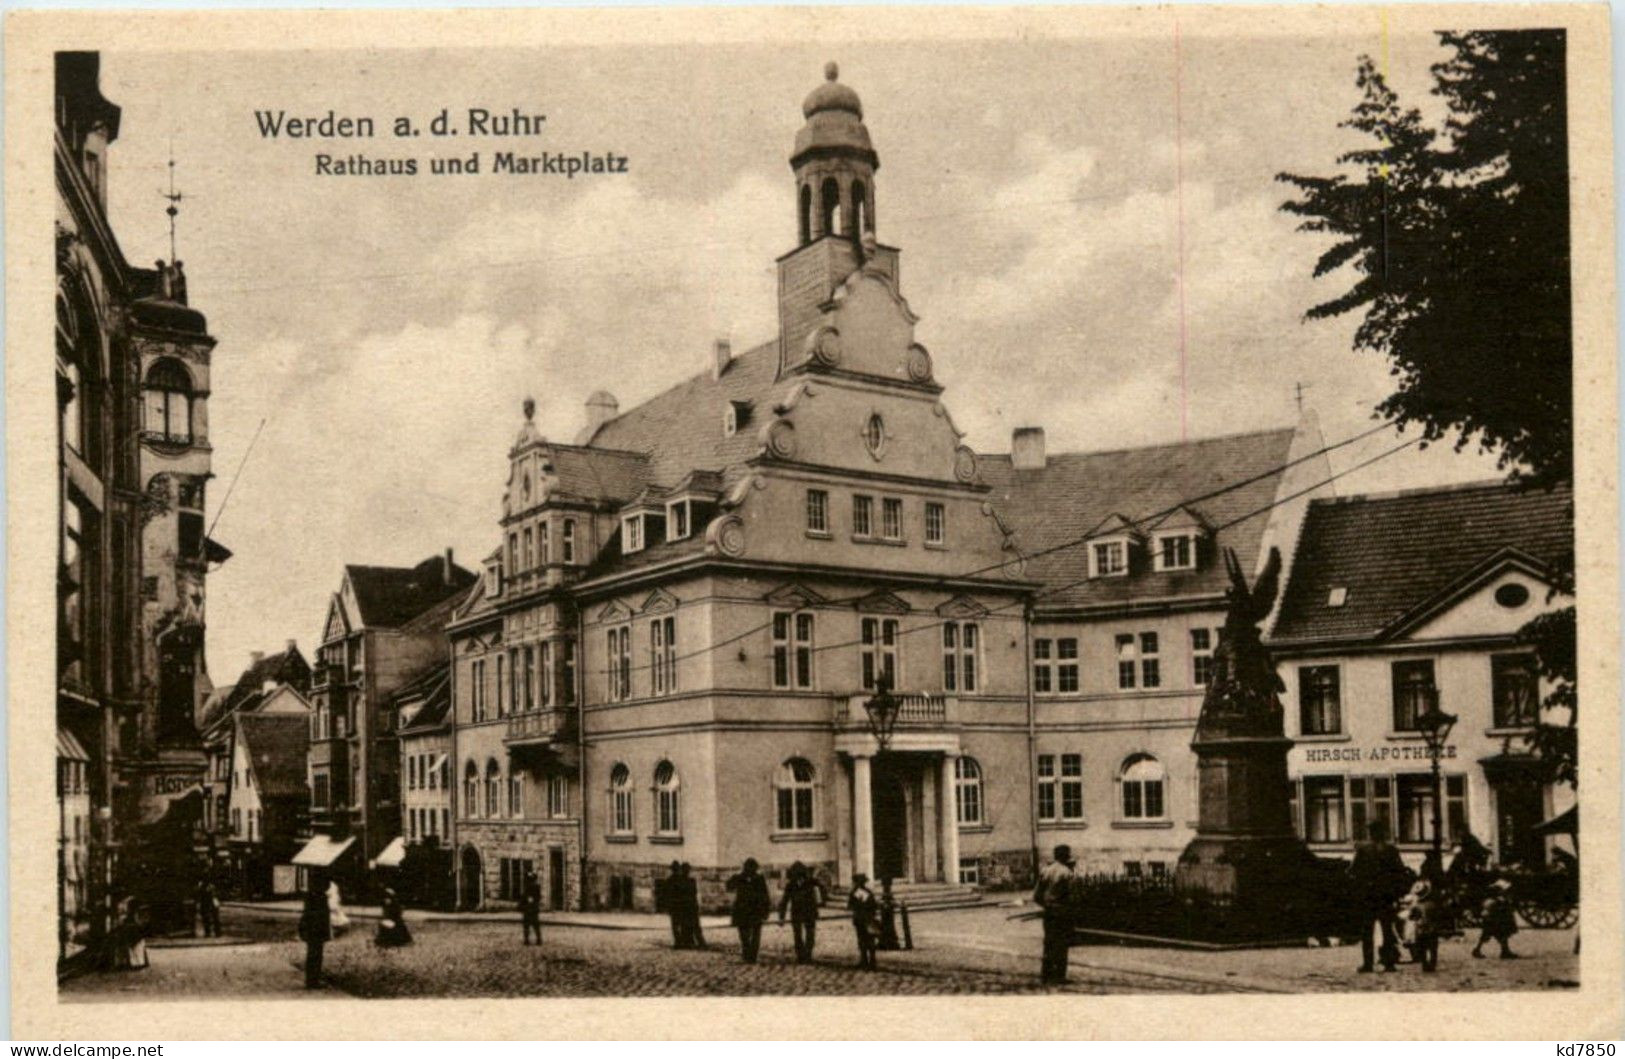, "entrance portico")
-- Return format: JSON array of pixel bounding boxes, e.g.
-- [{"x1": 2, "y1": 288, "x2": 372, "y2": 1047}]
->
[{"x1": 834, "y1": 694, "x2": 961, "y2": 885}]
